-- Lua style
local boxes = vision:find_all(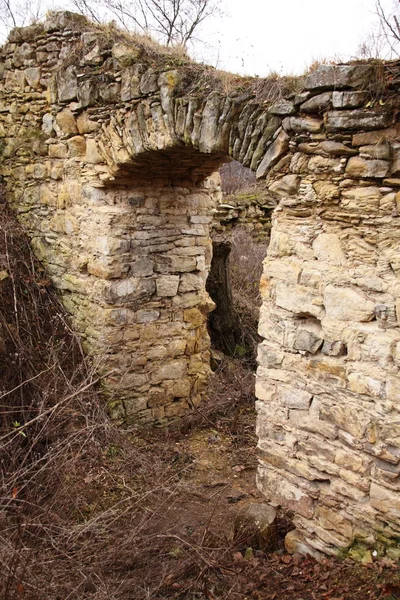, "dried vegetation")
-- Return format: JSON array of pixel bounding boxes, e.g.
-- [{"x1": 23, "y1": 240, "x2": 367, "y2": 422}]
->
[{"x1": 1, "y1": 192, "x2": 400, "y2": 599}]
